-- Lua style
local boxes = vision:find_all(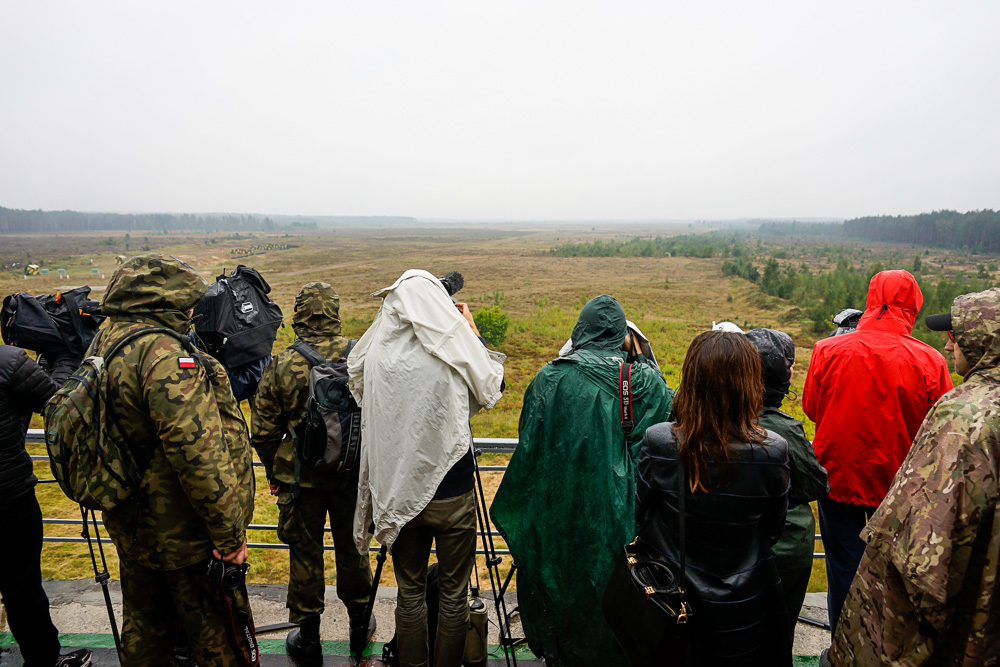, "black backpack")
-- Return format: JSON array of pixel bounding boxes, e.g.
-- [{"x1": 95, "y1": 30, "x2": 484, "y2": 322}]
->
[
  {"x1": 1, "y1": 286, "x2": 106, "y2": 357},
  {"x1": 193, "y1": 265, "x2": 283, "y2": 370},
  {"x1": 290, "y1": 339, "x2": 362, "y2": 473}
]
